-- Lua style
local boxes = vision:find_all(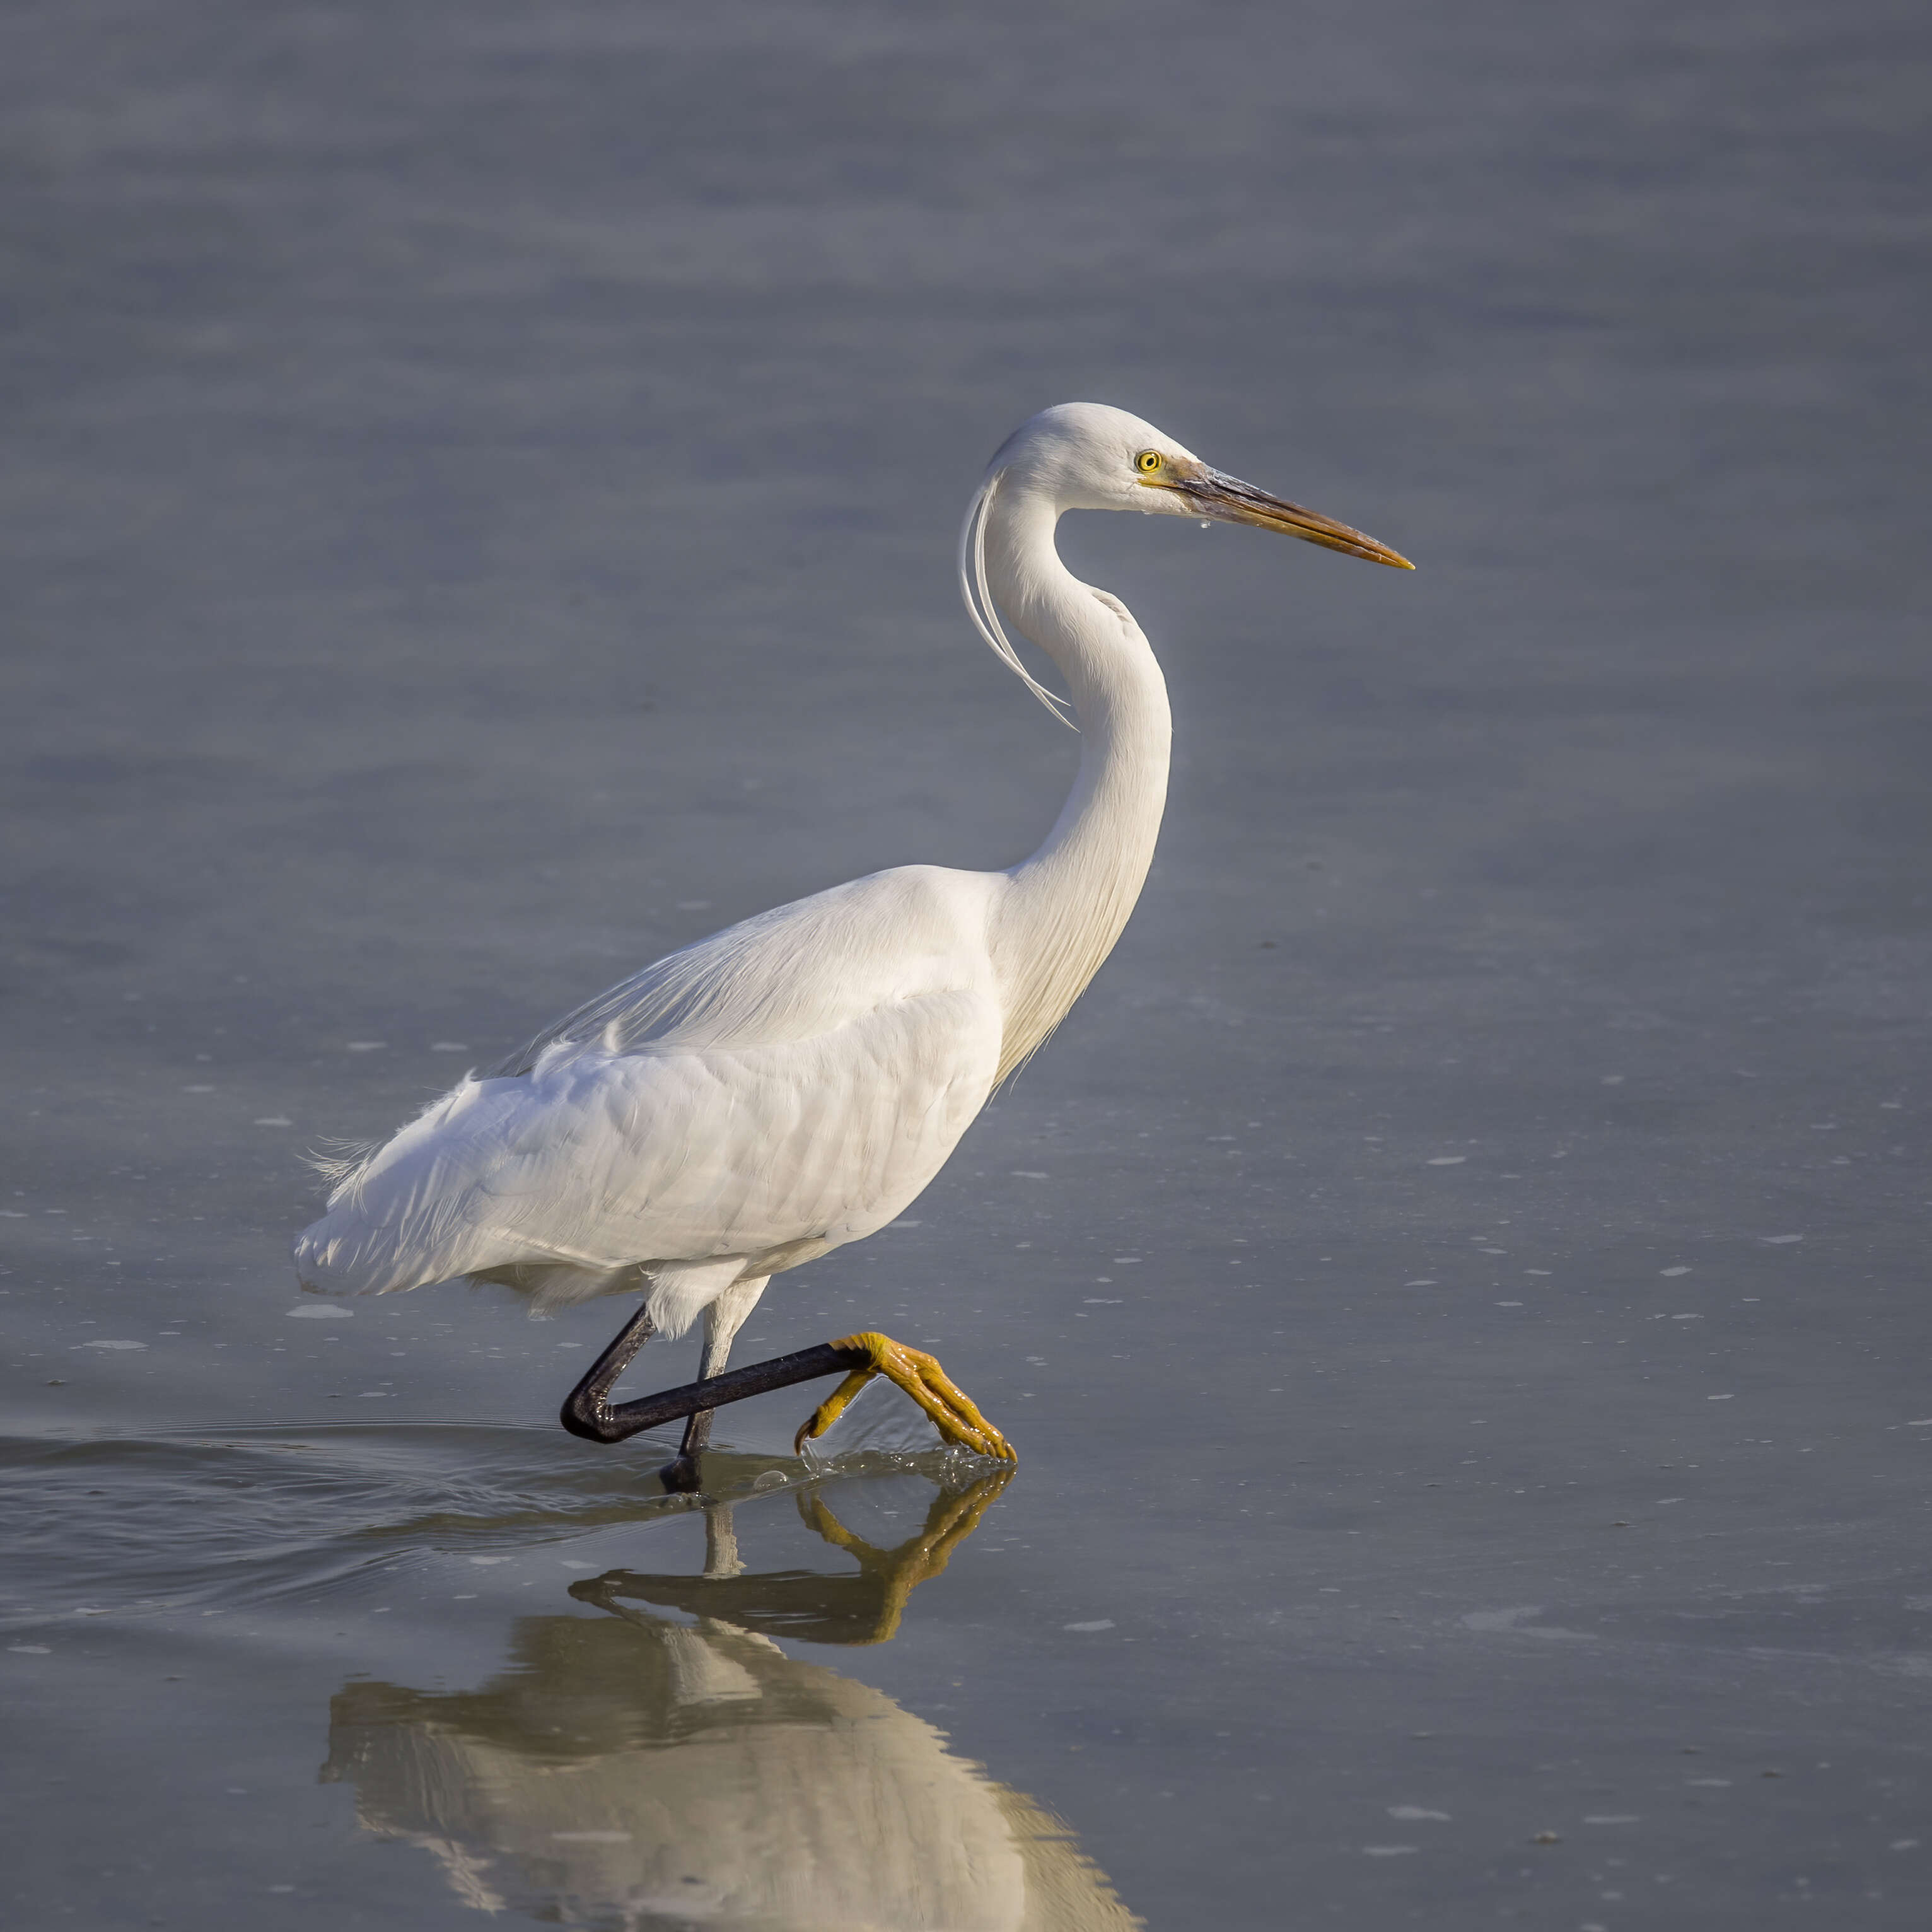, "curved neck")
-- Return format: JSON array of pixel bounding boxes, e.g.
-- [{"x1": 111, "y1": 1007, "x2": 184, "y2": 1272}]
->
[{"x1": 984, "y1": 478, "x2": 1172, "y2": 1078}]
